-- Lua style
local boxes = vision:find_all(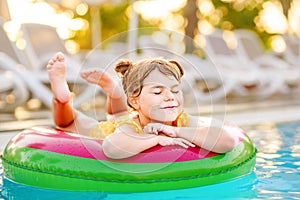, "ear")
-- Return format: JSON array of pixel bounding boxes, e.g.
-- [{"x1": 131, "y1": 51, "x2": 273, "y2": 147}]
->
[{"x1": 128, "y1": 97, "x2": 140, "y2": 110}]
